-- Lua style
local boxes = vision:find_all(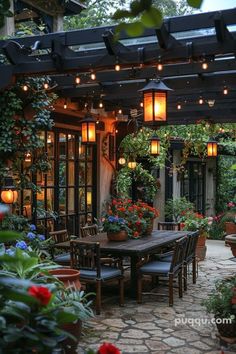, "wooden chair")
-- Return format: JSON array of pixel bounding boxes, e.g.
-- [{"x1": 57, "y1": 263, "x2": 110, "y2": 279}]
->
[
  {"x1": 70, "y1": 240, "x2": 124, "y2": 315},
  {"x1": 80, "y1": 224, "x2": 99, "y2": 238},
  {"x1": 49, "y1": 229, "x2": 70, "y2": 266},
  {"x1": 158, "y1": 222, "x2": 181, "y2": 231},
  {"x1": 137, "y1": 236, "x2": 187, "y2": 306}
]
